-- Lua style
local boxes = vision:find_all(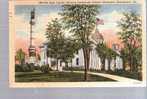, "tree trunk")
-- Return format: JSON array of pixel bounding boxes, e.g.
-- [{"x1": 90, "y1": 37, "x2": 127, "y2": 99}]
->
[
  {"x1": 122, "y1": 58, "x2": 126, "y2": 71},
  {"x1": 114, "y1": 57, "x2": 116, "y2": 71},
  {"x1": 101, "y1": 58, "x2": 105, "y2": 71},
  {"x1": 129, "y1": 49, "x2": 134, "y2": 72},
  {"x1": 108, "y1": 59, "x2": 111, "y2": 71},
  {"x1": 129, "y1": 54, "x2": 133, "y2": 72},
  {"x1": 56, "y1": 59, "x2": 58, "y2": 71},
  {"x1": 87, "y1": 48, "x2": 90, "y2": 70},
  {"x1": 83, "y1": 48, "x2": 87, "y2": 81},
  {"x1": 71, "y1": 59, "x2": 73, "y2": 72},
  {"x1": 83, "y1": 48, "x2": 90, "y2": 81},
  {"x1": 65, "y1": 61, "x2": 68, "y2": 67}
]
